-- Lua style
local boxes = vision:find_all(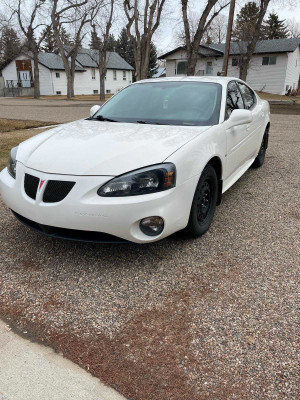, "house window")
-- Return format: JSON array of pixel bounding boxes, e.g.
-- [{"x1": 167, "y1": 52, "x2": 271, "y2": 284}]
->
[
  {"x1": 56, "y1": 91, "x2": 61, "y2": 95},
  {"x1": 106, "y1": 89, "x2": 111, "y2": 94},
  {"x1": 176, "y1": 61, "x2": 187, "y2": 75},
  {"x1": 262, "y1": 56, "x2": 277, "y2": 65},
  {"x1": 232, "y1": 58, "x2": 239, "y2": 67},
  {"x1": 93, "y1": 90, "x2": 98, "y2": 94},
  {"x1": 113, "y1": 70, "x2": 117, "y2": 80},
  {"x1": 91, "y1": 68, "x2": 96, "y2": 79},
  {"x1": 206, "y1": 61, "x2": 213, "y2": 75},
  {"x1": 123, "y1": 71, "x2": 126, "y2": 80},
  {"x1": 56, "y1": 72, "x2": 60, "y2": 78}
]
